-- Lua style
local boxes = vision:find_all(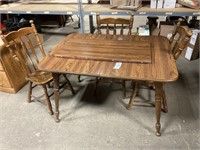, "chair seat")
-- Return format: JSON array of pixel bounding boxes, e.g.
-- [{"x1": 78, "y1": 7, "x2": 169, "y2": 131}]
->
[{"x1": 26, "y1": 71, "x2": 53, "y2": 85}]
